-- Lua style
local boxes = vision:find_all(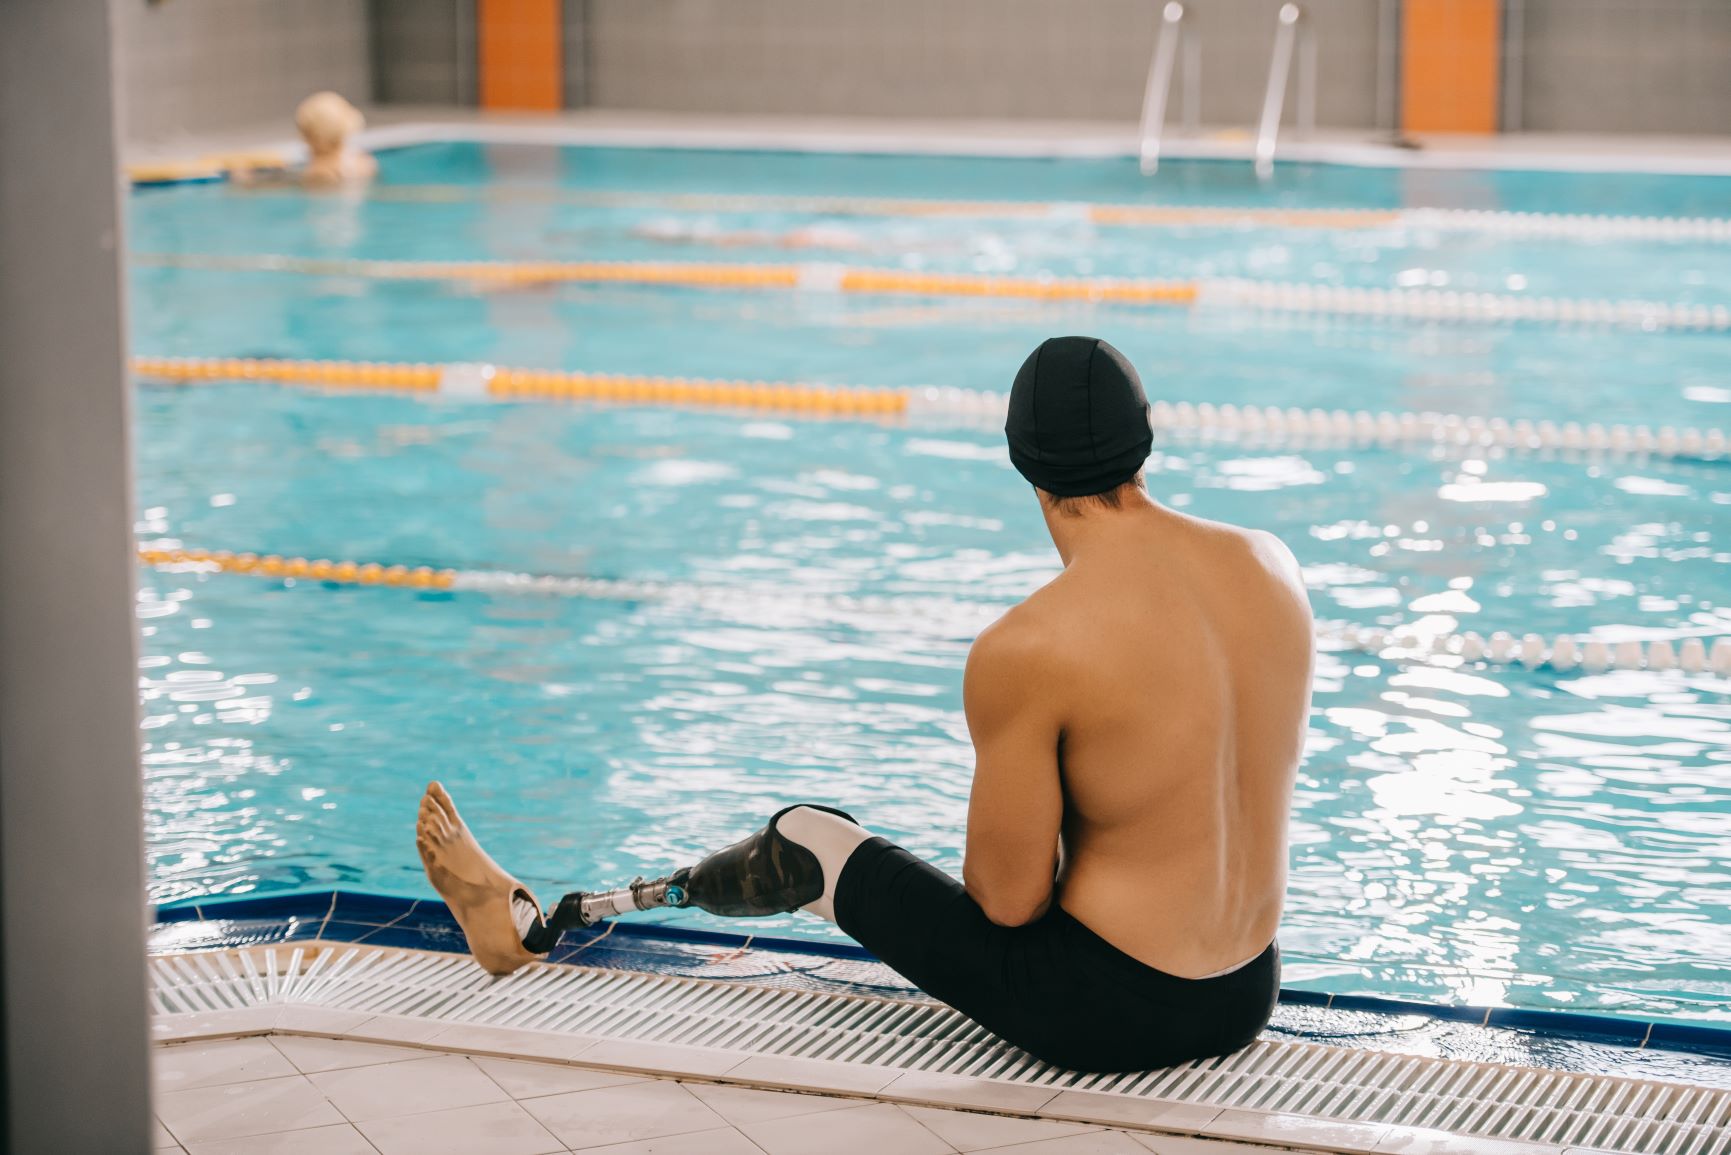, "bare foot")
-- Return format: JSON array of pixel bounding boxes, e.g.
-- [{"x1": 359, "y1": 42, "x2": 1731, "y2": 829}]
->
[{"x1": 416, "y1": 781, "x2": 544, "y2": 975}]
